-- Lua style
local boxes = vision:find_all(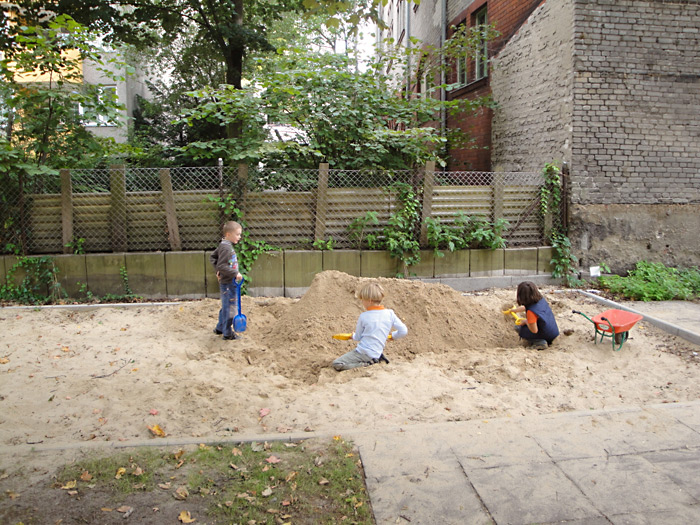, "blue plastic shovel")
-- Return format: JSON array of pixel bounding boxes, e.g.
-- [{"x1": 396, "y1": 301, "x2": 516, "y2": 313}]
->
[{"x1": 234, "y1": 278, "x2": 247, "y2": 332}]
